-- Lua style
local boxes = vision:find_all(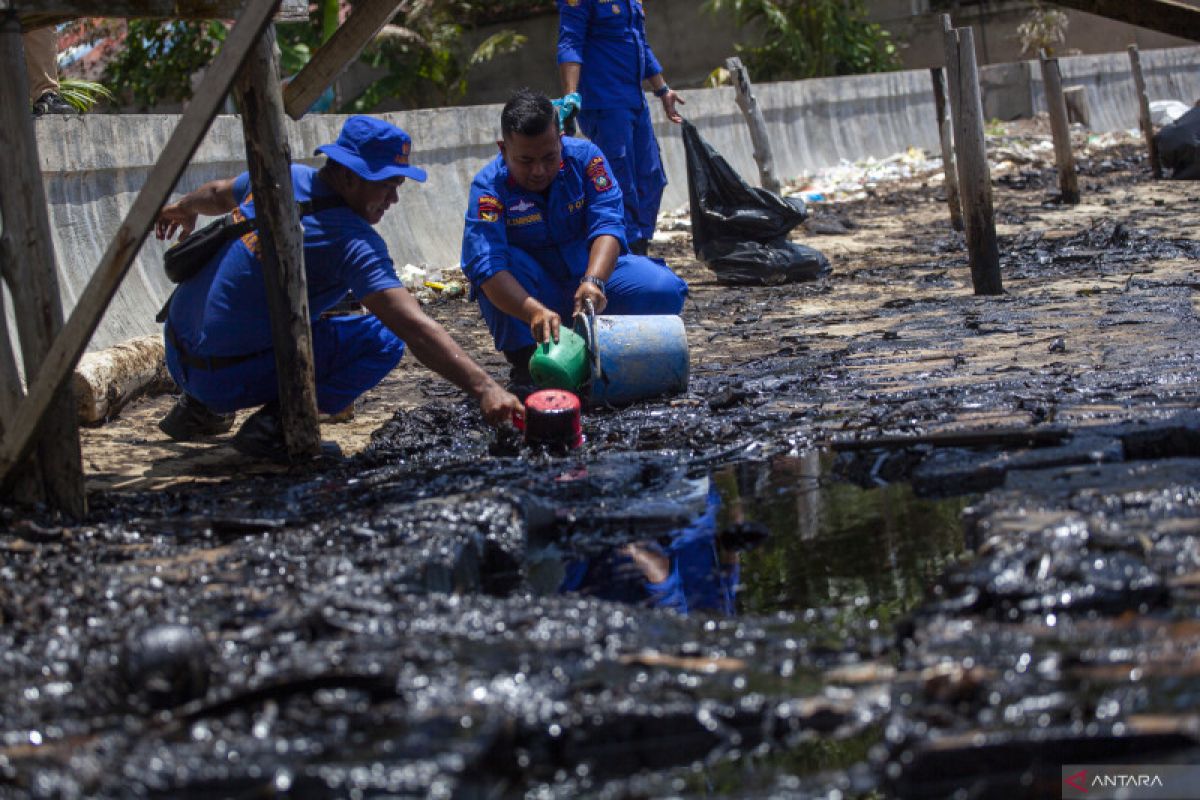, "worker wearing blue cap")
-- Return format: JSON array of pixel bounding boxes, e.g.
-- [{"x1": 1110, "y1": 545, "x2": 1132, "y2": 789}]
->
[
  {"x1": 556, "y1": 0, "x2": 684, "y2": 256},
  {"x1": 154, "y1": 115, "x2": 523, "y2": 461},
  {"x1": 461, "y1": 89, "x2": 687, "y2": 390}
]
